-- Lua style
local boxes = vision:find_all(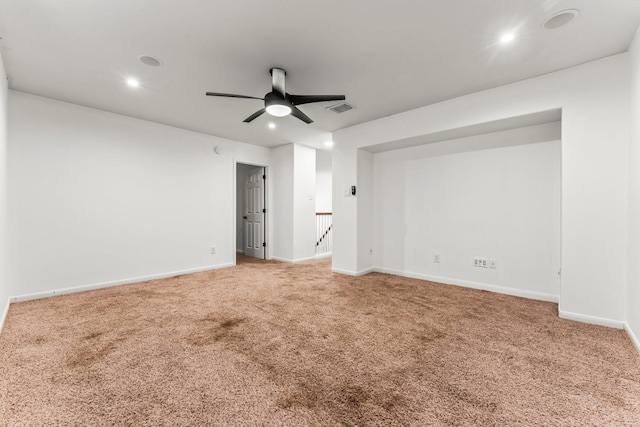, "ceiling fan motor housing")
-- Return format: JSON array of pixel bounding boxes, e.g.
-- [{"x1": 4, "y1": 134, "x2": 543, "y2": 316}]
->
[{"x1": 264, "y1": 92, "x2": 292, "y2": 117}]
